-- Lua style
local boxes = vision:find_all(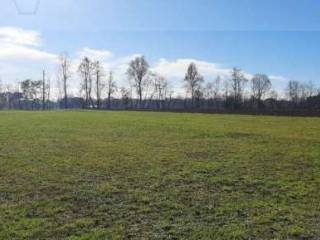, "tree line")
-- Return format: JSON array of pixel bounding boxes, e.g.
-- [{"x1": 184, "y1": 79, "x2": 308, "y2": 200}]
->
[{"x1": 1, "y1": 54, "x2": 320, "y2": 116}]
